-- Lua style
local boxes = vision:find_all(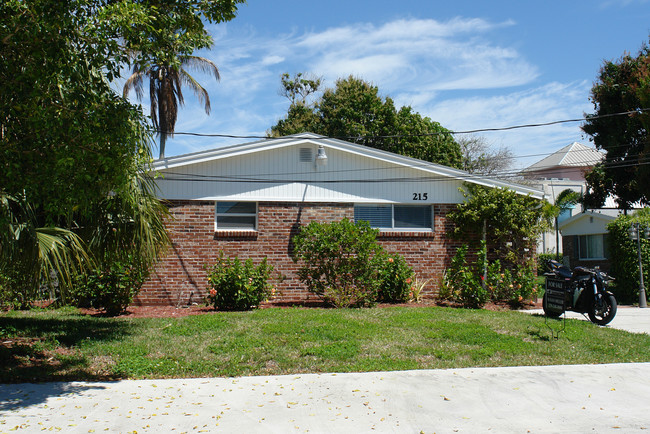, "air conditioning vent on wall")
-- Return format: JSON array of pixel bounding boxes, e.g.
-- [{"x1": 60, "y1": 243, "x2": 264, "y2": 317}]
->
[{"x1": 299, "y1": 147, "x2": 313, "y2": 162}]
